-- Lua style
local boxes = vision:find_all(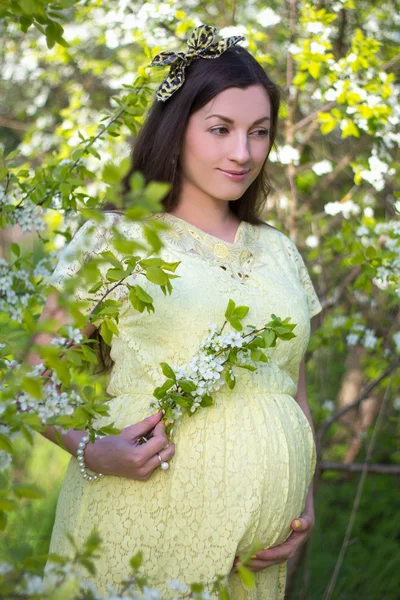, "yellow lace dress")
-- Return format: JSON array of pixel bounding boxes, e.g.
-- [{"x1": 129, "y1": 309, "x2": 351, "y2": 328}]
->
[{"x1": 47, "y1": 211, "x2": 322, "y2": 599}]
